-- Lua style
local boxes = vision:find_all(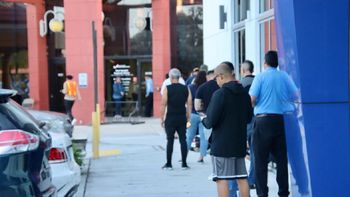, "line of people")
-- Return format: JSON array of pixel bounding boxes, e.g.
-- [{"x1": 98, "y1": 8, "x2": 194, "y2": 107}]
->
[{"x1": 160, "y1": 50, "x2": 298, "y2": 197}]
